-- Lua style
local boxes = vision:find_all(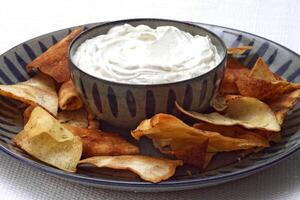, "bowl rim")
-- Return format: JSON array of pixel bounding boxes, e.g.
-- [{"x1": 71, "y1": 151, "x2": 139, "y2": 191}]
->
[{"x1": 68, "y1": 18, "x2": 227, "y2": 87}]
